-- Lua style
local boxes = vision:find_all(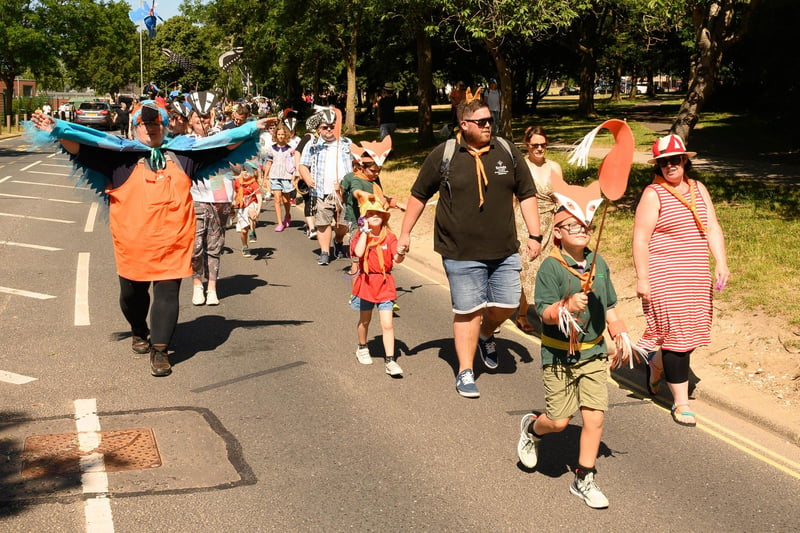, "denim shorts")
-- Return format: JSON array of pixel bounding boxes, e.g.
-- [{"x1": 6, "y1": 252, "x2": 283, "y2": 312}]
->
[
  {"x1": 442, "y1": 254, "x2": 522, "y2": 314},
  {"x1": 350, "y1": 296, "x2": 394, "y2": 312},
  {"x1": 269, "y1": 177, "x2": 294, "y2": 193}
]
